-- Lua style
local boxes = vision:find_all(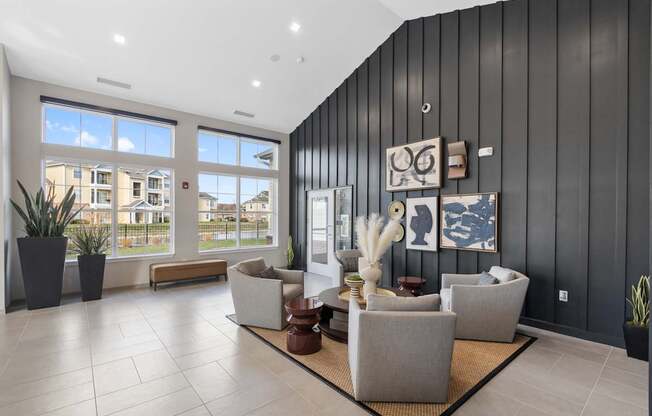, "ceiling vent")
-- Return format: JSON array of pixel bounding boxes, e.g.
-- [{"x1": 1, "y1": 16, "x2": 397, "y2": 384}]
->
[
  {"x1": 233, "y1": 109, "x2": 255, "y2": 118},
  {"x1": 97, "y1": 77, "x2": 132, "y2": 90}
]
